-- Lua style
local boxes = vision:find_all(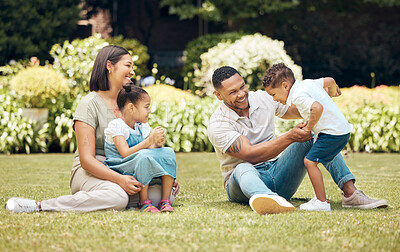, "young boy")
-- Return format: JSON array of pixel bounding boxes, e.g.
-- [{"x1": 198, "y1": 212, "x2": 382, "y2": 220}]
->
[{"x1": 262, "y1": 63, "x2": 352, "y2": 211}]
